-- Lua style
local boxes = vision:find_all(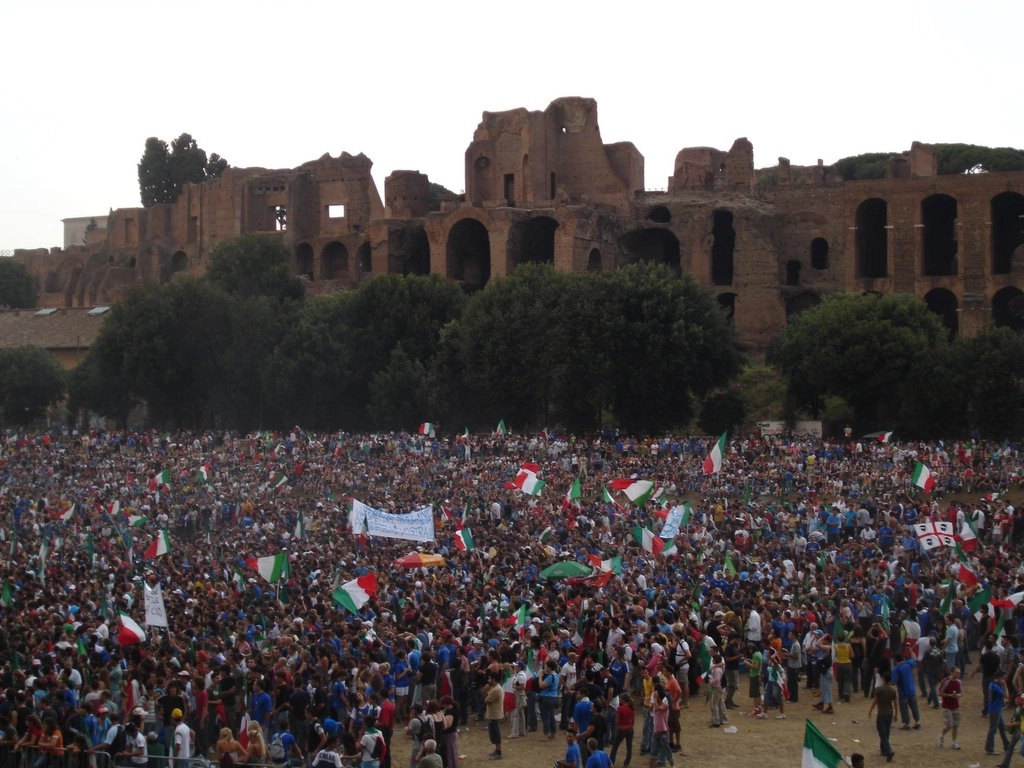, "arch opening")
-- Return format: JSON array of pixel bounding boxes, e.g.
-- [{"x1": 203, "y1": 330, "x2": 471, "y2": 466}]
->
[
  {"x1": 446, "y1": 219, "x2": 491, "y2": 292},
  {"x1": 619, "y1": 228, "x2": 681, "y2": 276},
  {"x1": 711, "y1": 209, "x2": 735, "y2": 285},
  {"x1": 810, "y1": 237, "x2": 829, "y2": 270},
  {"x1": 320, "y1": 242, "x2": 347, "y2": 281},
  {"x1": 992, "y1": 192, "x2": 1024, "y2": 275},
  {"x1": 993, "y1": 286, "x2": 1024, "y2": 331},
  {"x1": 924, "y1": 287, "x2": 959, "y2": 338},
  {"x1": 922, "y1": 194, "x2": 958, "y2": 276},
  {"x1": 855, "y1": 198, "x2": 888, "y2": 278},
  {"x1": 507, "y1": 216, "x2": 558, "y2": 271}
]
